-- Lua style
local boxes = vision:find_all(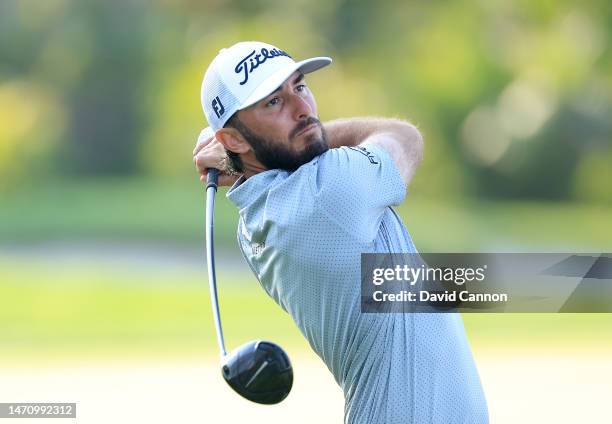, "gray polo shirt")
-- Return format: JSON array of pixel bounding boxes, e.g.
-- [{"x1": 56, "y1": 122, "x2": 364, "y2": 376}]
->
[{"x1": 227, "y1": 145, "x2": 488, "y2": 423}]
